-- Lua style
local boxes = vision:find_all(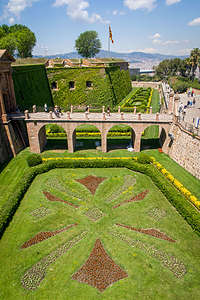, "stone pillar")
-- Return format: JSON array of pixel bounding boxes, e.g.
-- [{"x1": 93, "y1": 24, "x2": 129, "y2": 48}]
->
[
  {"x1": 118, "y1": 106, "x2": 121, "y2": 113},
  {"x1": 67, "y1": 130, "x2": 75, "y2": 153},
  {"x1": 70, "y1": 105, "x2": 73, "y2": 113},
  {"x1": 121, "y1": 112, "x2": 124, "y2": 120},
  {"x1": 133, "y1": 106, "x2": 137, "y2": 114},
  {"x1": 33, "y1": 105, "x2": 37, "y2": 113},
  {"x1": 134, "y1": 132, "x2": 142, "y2": 152},
  {"x1": 24, "y1": 110, "x2": 29, "y2": 119},
  {"x1": 173, "y1": 94, "x2": 180, "y2": 116},
  {"x1": 103, "y1": 112, "x2": 106, "y2": 120},
  {"x1": 138, "y1": 113, "x2": 141, "y2": 120},
  {"x1": 156, "y1": 112, "x2": 159, "y2": 121},
  {"x1": 0, "y1": 86, "x2": 7, "y2": 115},
  {"x1": 168, "y1": 92, "x2": 174, "y2": 114},
  {"x1": 26, "y1": 123, "x2": 41, "y2": 153},
  {"x1": 149, "y1": 107, "x2": 152, "y2": 114},
  {"x1": 67, "y1": 111, "x2": 71, "y2": 120},
  {"x1": 101, "y1": 131, "x2": 107, "y2": 153},
  {"x1": 102, "y1": 106, "x2": 105, "y2": 113}
]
